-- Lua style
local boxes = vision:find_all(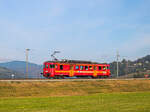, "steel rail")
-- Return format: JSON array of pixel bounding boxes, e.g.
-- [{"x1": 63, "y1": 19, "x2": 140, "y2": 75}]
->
[{"x1": 0, "y1": 78, "x2": 149, "y2": 82}]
